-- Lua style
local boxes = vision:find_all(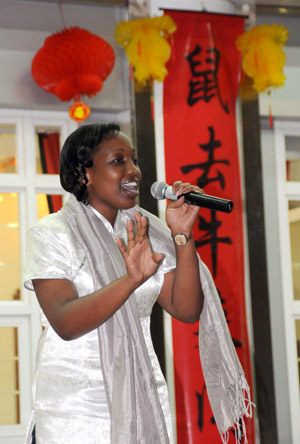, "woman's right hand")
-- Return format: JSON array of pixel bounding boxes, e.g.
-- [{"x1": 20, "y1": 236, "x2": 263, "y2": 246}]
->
[{"x1": 116, "y1": 212, "x2": 164, "y2": 285}]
